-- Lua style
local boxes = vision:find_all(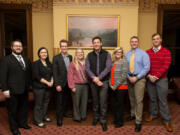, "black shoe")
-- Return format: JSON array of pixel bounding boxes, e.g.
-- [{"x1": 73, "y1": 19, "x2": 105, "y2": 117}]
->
[
  {"x1": 135, "y1": 124, "x2": 142, "y2": 132},
  {"x1": 11, "y1": 129, "x2": 21, "y2": 135},
  {"x1": 92, "y1": 119, "x2": 99, "y2": 126},
  {"x1": 101, "y1": 123, "x2": 108, "y2": 131},
  {"x1": 125, "y1": 116, "x2": 135, "y2": 121},
  {"x1": 63, "y1": 113, "x2": 73, "y2": 118},
  {"x1": 73, "y1": 120, "x2": 81, "y2": 123},
  {"x1": 57, "y1": 120, "x2": 62, "y2": 127},
  {"x1": 19, "y1": 125, "x2": 31, "y2": 129},
  {"x1": 114, "y1": 123, "x2": 123, "y2": 128},
  {"x1": 81, "y1": 118, "x2": 86, "y2": 121}
]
